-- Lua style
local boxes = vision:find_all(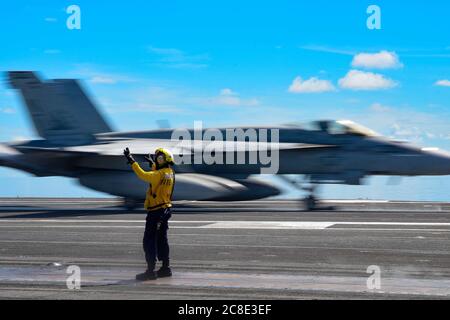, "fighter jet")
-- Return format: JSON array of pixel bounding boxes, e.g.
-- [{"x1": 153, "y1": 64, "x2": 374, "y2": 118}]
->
[{"x1": 2, "y1": 71, "x2": 450, "y2": 210}]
